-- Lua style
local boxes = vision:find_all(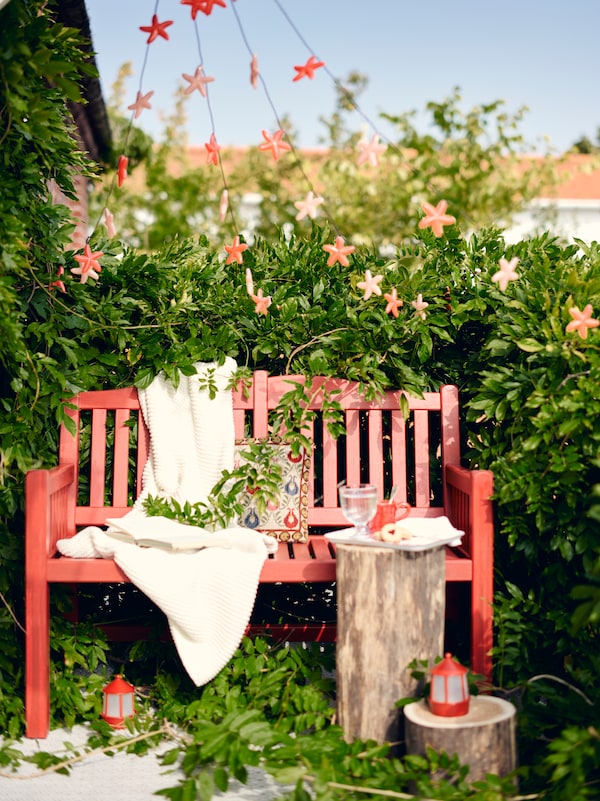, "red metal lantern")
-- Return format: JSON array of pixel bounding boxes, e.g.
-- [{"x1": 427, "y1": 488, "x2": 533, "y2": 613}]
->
[
  {"x1": 101, "y1": 675, "x2": 135, "y2": 728},
  {"x1": 428, "y1": 653, "x2": 470, "y2": 716}
]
